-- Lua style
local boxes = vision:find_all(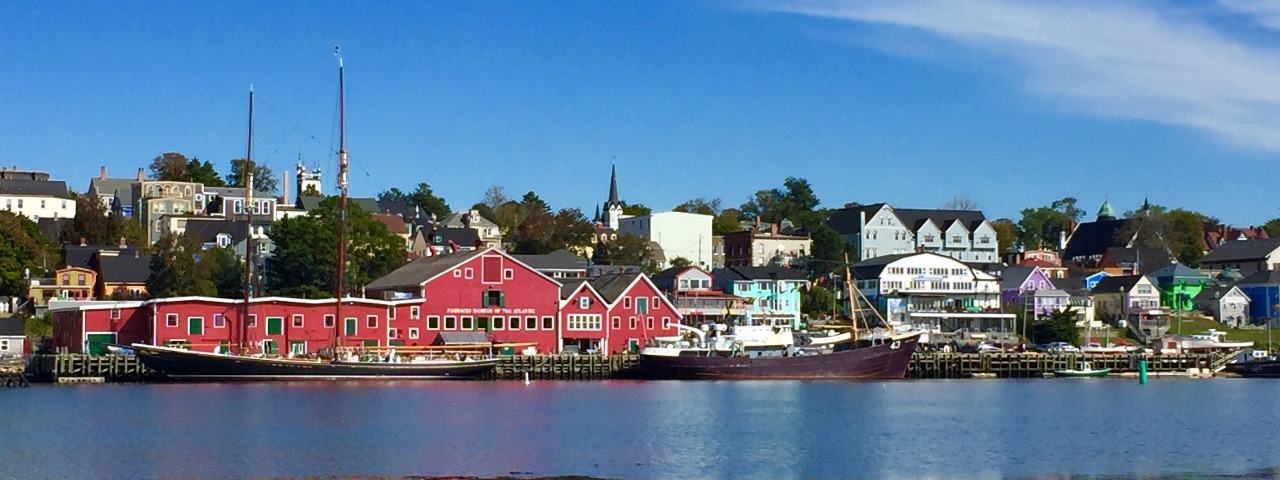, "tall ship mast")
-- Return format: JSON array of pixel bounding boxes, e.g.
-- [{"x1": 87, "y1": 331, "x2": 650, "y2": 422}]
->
[
  {"x1": 334, "y1": 46, "x2": 349, "y2": 349},
  {"x1": 240, "y1": 86, "x2": 255, "y2": 355}
]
